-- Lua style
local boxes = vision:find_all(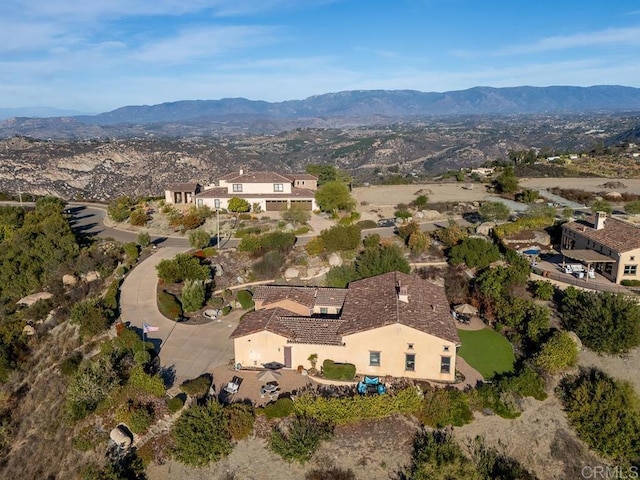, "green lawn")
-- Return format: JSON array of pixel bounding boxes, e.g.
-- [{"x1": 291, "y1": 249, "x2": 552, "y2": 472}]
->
[{"x1": 457, "y1": 328, "x2": 515, "y2": 380}]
